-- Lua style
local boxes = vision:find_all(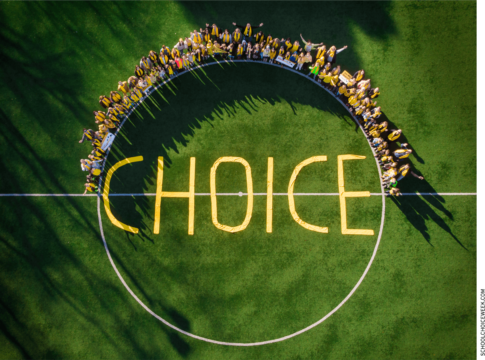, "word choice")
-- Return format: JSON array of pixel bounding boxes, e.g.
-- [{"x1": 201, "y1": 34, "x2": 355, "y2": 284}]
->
[{"x1": 103, "y1": 156, "x2": 375, "y2": 236}]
